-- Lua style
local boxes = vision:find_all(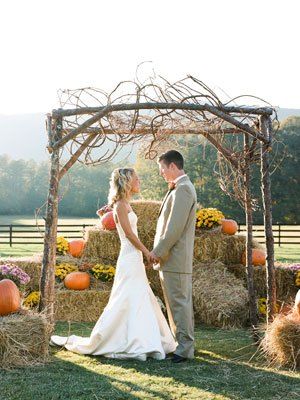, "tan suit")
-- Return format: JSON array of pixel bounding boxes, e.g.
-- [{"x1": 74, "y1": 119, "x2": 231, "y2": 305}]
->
[{"x1": 153, "y1": 176, "x2": 197, "y2": 359}]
